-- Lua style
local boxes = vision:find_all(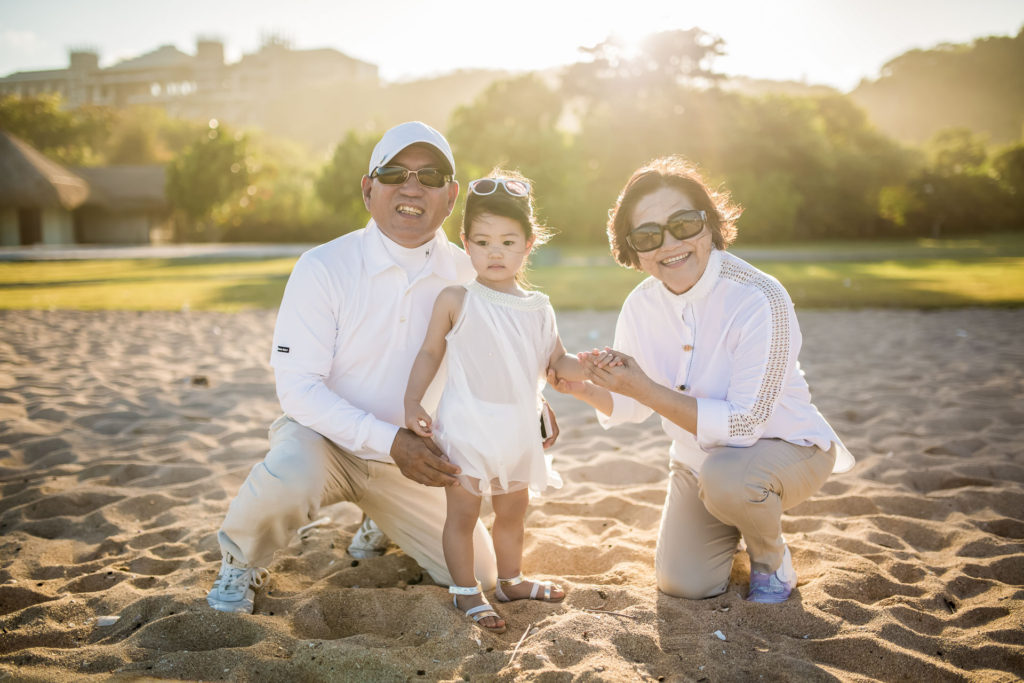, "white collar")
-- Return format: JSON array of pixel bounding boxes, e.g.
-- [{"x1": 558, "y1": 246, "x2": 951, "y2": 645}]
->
[
  {"x1": 362, "y1": 220, "x2": 457, "y2": 282},
  {"x1": 658, "y1": 248, "x2": 723, "y2": 306}
]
